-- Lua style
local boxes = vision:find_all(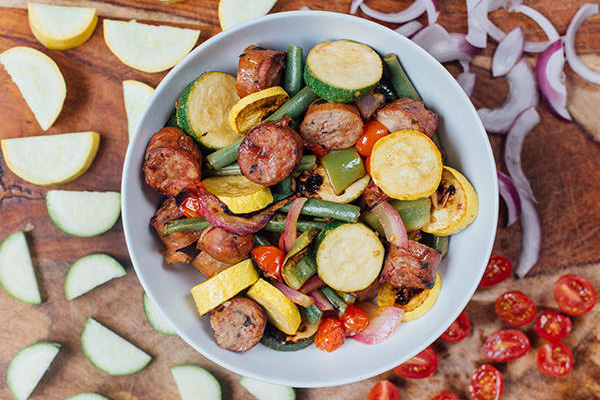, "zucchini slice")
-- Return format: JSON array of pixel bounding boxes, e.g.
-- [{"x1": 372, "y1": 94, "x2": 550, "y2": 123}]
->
[
  {"x1": 143, "y1": 293, "x2": 177, "y2": 335},
  {"x1": 299, "y1": 166, "x2": 370, "y2": 204},
  {"x1": 7, "y1": 341, "x2": 61, "y2": 400},
  {"x1": 0, "y1": 231, "x2": 42, "y2": 305},
  {"x1": 239, "y1": 376, "x2": 295, "y2": 400},
  {"x1": 171, "y1": 365, "x2": 221, "y2": 400},
  {"x1": 316, "y1": 223, "x2": 384, "y2": 292},
  {"x1": 304, "y1": 40, "x2": 383, "y2": 103},
  {"x1": 202, "y1": 175, "x2": 273, "y2": 214},
  {"x1": 176, "y1": 71, "x2": 242, "y2": 149},
  {"x1": 260, "y1": 319, "x2": 319, "y2": 352},
  {"x1": 64, "y1": 254, "x2": 126, "y2": 300}
]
